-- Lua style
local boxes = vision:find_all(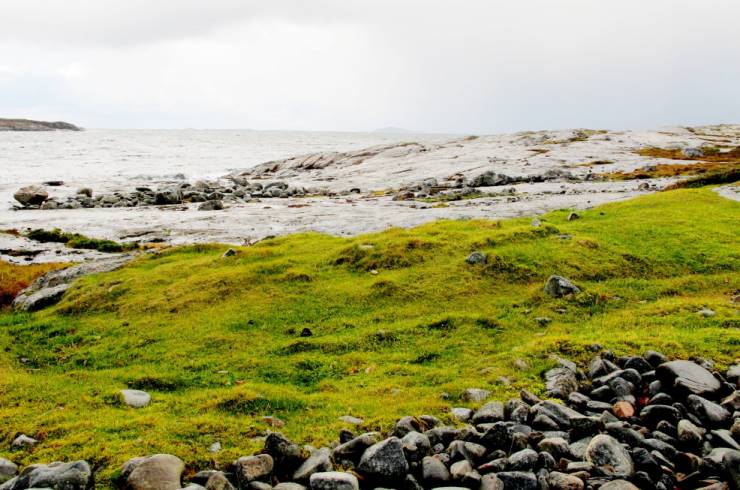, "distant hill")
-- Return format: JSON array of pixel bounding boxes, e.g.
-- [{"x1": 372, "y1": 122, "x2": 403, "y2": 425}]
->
[{"x1": 0, "y1": 118, "x2": 82, "y2": 131}]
